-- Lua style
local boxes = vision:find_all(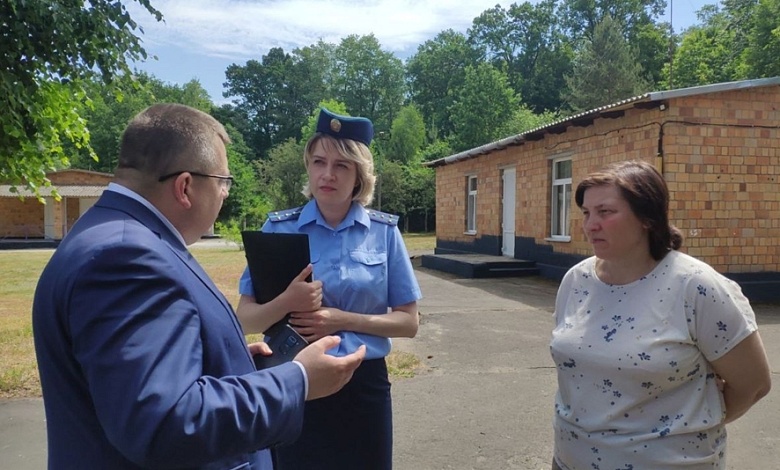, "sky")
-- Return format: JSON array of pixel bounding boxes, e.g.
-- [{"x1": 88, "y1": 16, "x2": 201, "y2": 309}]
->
[{"x1": 128, "y1": 0, "x2": 719, "y2": 105}]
